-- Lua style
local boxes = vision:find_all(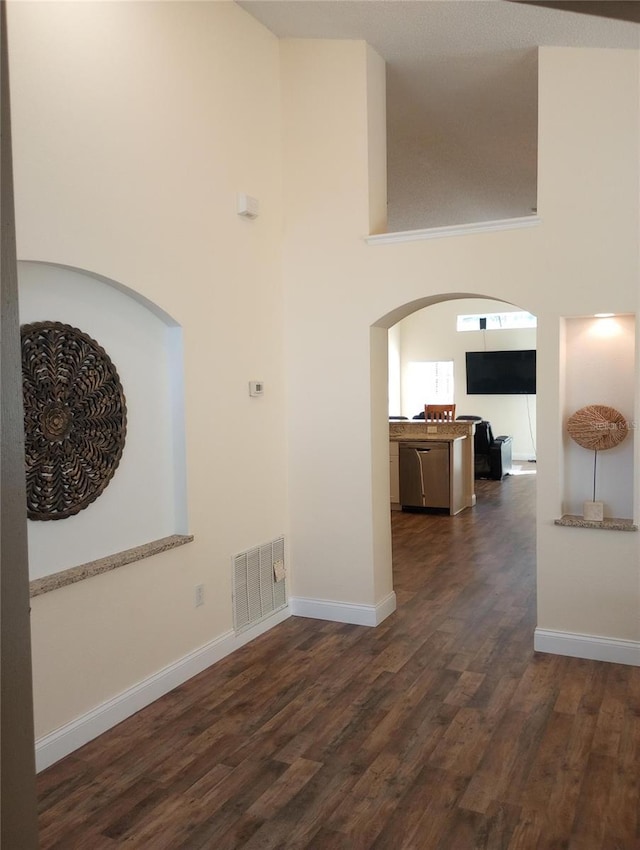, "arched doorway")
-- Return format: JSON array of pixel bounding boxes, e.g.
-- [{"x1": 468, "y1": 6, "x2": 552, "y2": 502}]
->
[{"x1": 371, "y1": 292, "x2": 537, "y2": 614}]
